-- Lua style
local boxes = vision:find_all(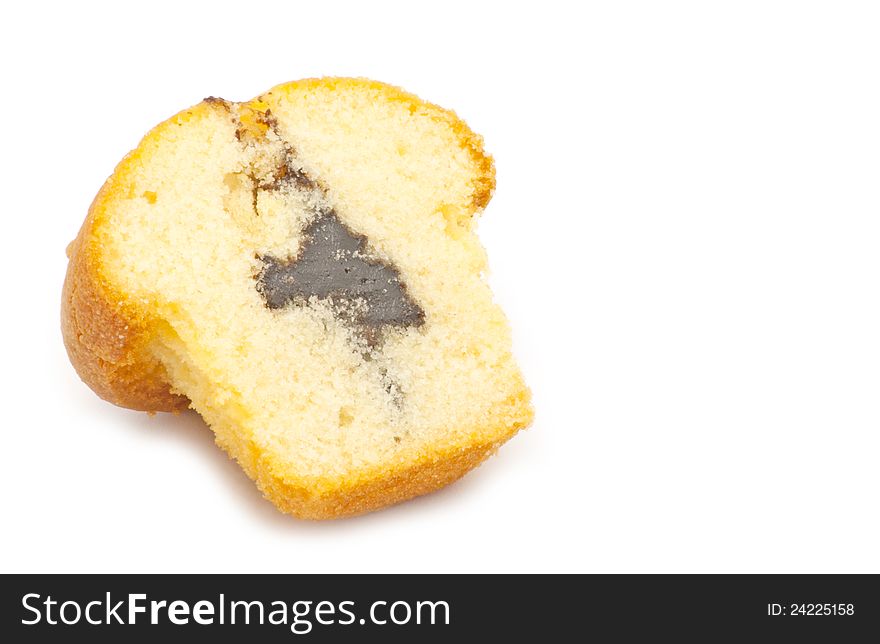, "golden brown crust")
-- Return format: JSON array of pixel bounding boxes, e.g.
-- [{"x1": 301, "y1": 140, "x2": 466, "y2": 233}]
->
[
  {"x1": 256, "y1": 434, "x2": 512, "y2": 520},
  {"x1": 61, "y1": 78, "x2": 528, "y2": 518},
  {"x1": 62, "y1": 183, "x2": 188, "y2": 413},
  {"x1": 200, "y1": 396, "x2": 526, "y2": 520}
]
